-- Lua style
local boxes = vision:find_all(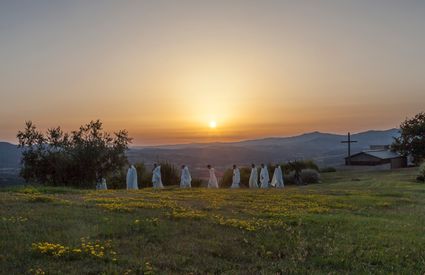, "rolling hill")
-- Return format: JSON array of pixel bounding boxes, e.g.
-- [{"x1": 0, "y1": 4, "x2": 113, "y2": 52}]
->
[
  {"x1": 0, "y1": 142, "x2": 23, "y2": 185},
  {"x1": 0, "y1": 142, "x2": 22, "y2": 169},
  {"x1": 0, "y1": 128, "x2": 400, "y2": 183},
  {"x1": 127, "y1": 129, "x2": 400, "y2": 171}
]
